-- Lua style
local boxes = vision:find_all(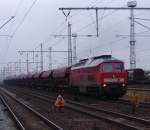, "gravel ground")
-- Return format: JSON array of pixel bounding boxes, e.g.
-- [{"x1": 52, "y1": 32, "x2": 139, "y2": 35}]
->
[
  {"x1": 2, "y1": 85, "x2": 150, "y2": 130},
  {"x1": 3, "y1": 85, "x2": 150, "y2": 121},
  {"x1": 13, "y1": 91, "x2": 99, "y2": 130}
]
